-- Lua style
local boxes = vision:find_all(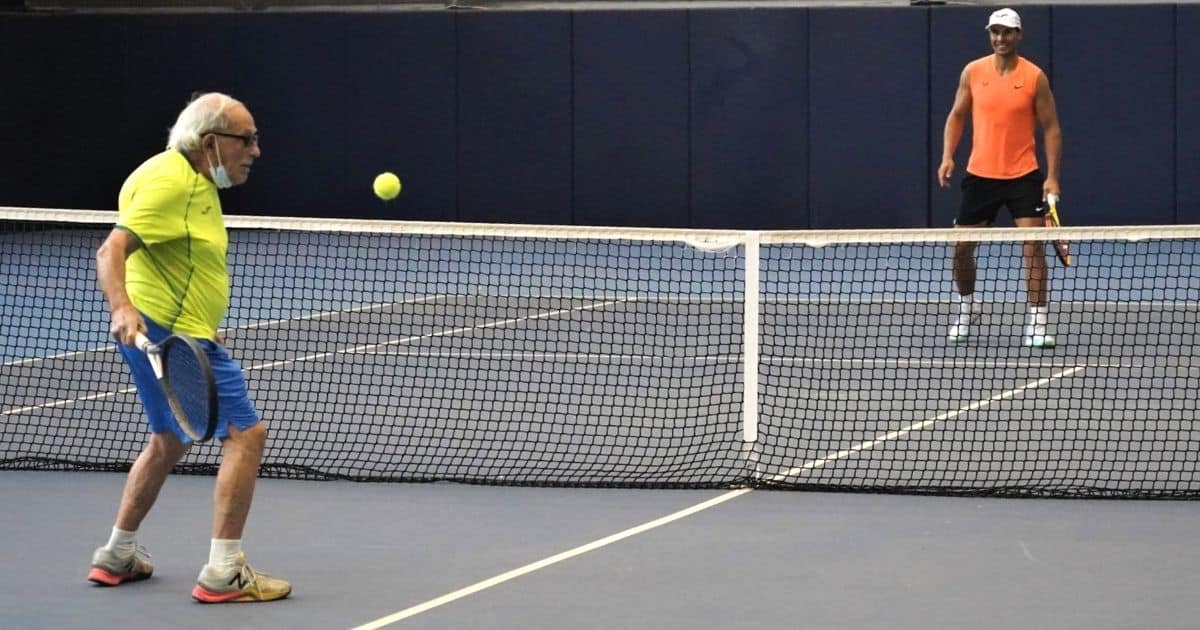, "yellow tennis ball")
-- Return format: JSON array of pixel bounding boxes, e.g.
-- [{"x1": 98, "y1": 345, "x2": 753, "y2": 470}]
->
[{"x1": 373, "y1": 172, "x2": 402, "y2": 200}]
